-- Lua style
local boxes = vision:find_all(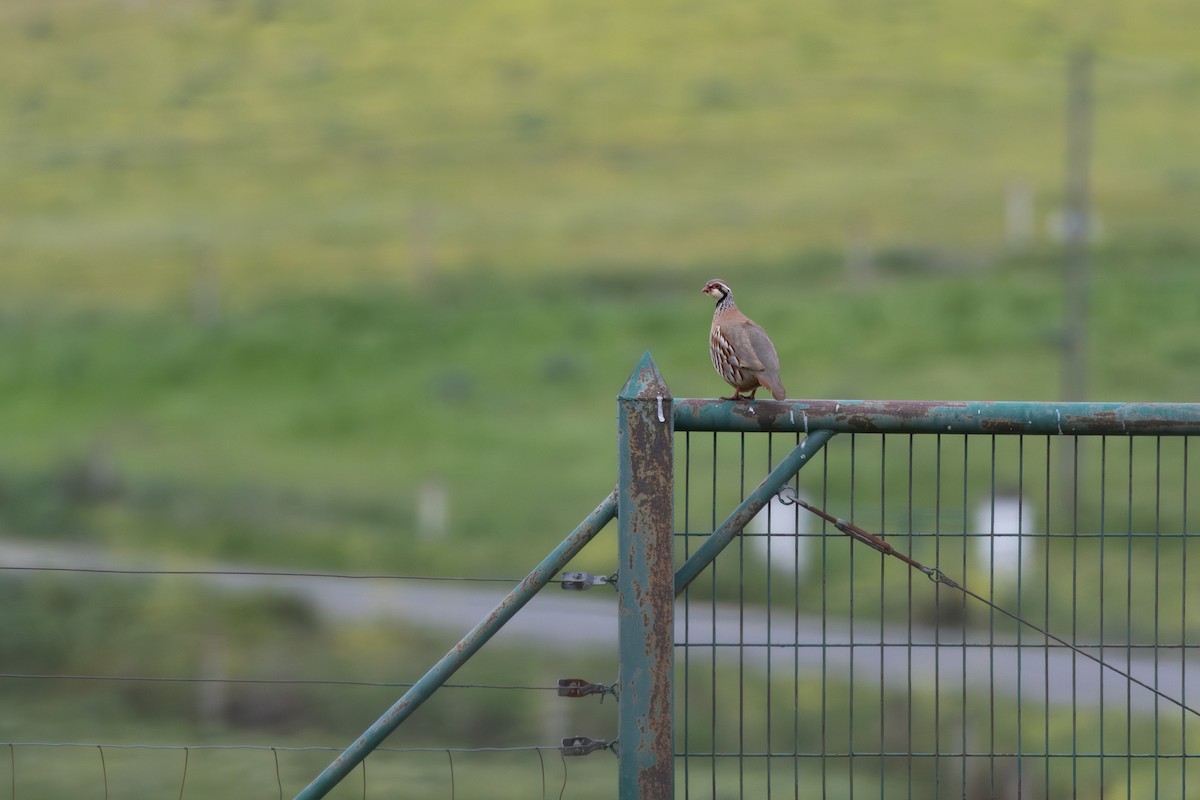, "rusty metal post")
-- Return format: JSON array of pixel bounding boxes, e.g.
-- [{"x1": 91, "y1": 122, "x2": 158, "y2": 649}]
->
[{"x1": 616, "y1": 352, "x2": 674, "y2": 799}]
